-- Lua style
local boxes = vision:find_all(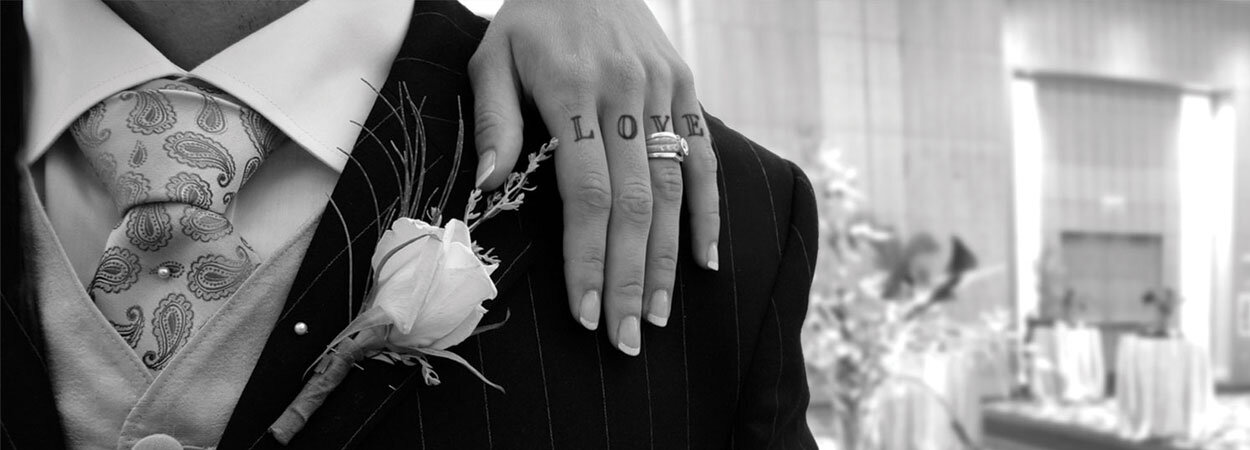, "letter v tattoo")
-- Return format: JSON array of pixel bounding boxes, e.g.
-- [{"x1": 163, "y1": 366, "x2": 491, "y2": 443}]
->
[{"x1": 649, "y1": 115, "x2": 671, "y2": 132}]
